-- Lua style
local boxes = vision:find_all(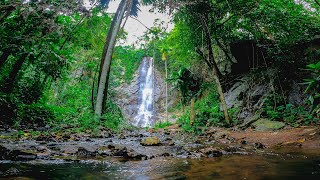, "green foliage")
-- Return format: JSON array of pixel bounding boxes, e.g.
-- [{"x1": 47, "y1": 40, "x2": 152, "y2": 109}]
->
[
  {"x1": 177, "y1": 87, "x2": 229, "y2": 134},
  {"x1": 112, "y1": 46, "x2": 145, "y2": 83},
  {"x1": 44, "y1": 11, "x2": 145, "y2": 132},
  {"x1": 154, "y1": 121, "x2": 173, "y2": 130},
  {"x1": 0, "y1": 0, "x2": 84, "y2": 128},
  {"x1": 17, "y1": 103, "x2": 55, "y2": 128},
  {"x1": 0, "y1": 93, "x2": 18, "y2": 125},
  {"x1": 262, "y1": 94, "x2": 319, "y2": 126},
  {"x1": 177, "y1": 111, "x2": 195, "y2": 133},
  {"x1": 143, "y1": 0, "x2": 320, "y2": 130},
  {"x1": 170, "y1": 68, "x2": 203, "y2": 104},
  {"x1": 0, "y1": 2, "x2": 143, "y2": 132},
  {"x1": 303, "y1": 61, "x2": 320, "y2": 115}
]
